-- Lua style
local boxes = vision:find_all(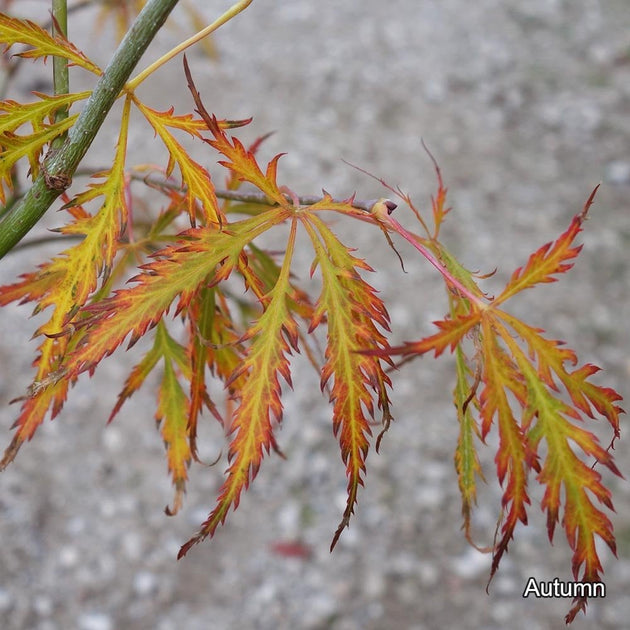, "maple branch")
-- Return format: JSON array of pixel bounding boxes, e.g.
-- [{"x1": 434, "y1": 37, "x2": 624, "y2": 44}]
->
[
  {"x1": 0, "y1": 0, "x2": 181, "y2": 259},
  {"x1": 219, "y1": 189, "x2": 379, "y2": 212},
  {"x1": 128, "y1": 171, "x2": 378, "y2": 212}
]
